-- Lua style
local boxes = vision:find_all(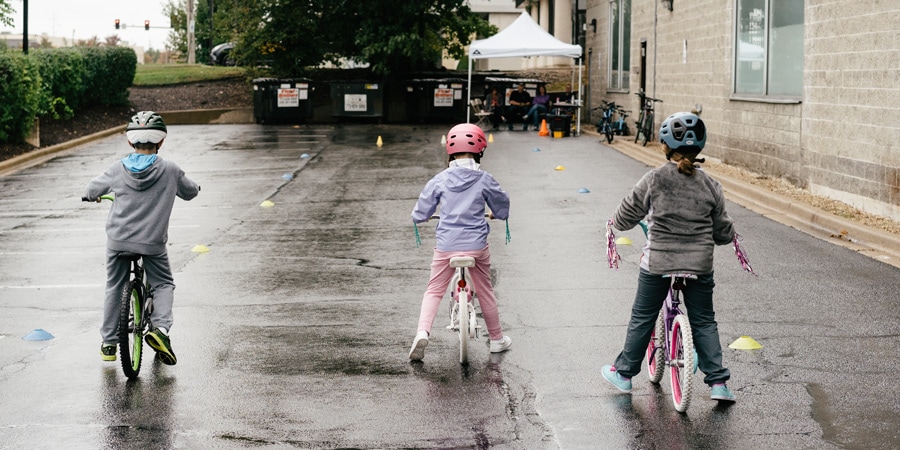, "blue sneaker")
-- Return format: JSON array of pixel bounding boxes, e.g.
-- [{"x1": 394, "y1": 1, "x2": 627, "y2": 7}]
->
[
  {"x1": 601, "y1": 365, "x2": 632, "y2": 393},
  {"x1": 710, "y1": 383, "x2": 736, "y2": 402}
]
